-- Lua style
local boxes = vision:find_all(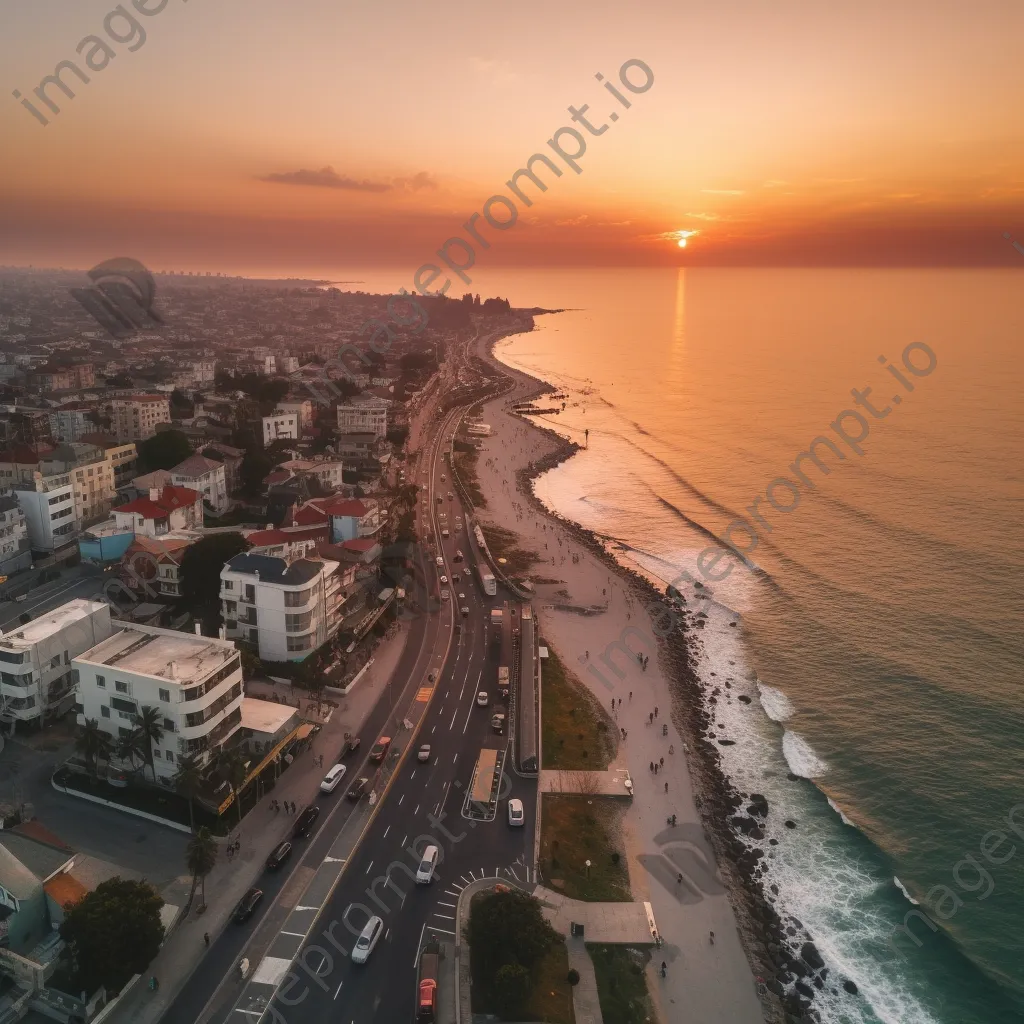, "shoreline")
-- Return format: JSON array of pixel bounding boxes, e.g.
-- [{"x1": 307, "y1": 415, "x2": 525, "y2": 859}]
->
[{"x1": 468, "y1": 326, "x2": 857, "y2": 1023}]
